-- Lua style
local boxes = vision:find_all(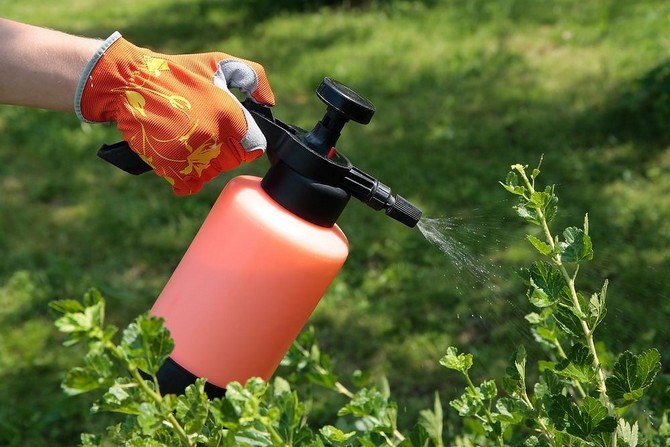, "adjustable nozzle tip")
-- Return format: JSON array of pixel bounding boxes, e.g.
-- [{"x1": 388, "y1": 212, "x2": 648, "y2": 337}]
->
[{"x1": 386, "y1": 195, "x2": 422, "y2": 228}]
